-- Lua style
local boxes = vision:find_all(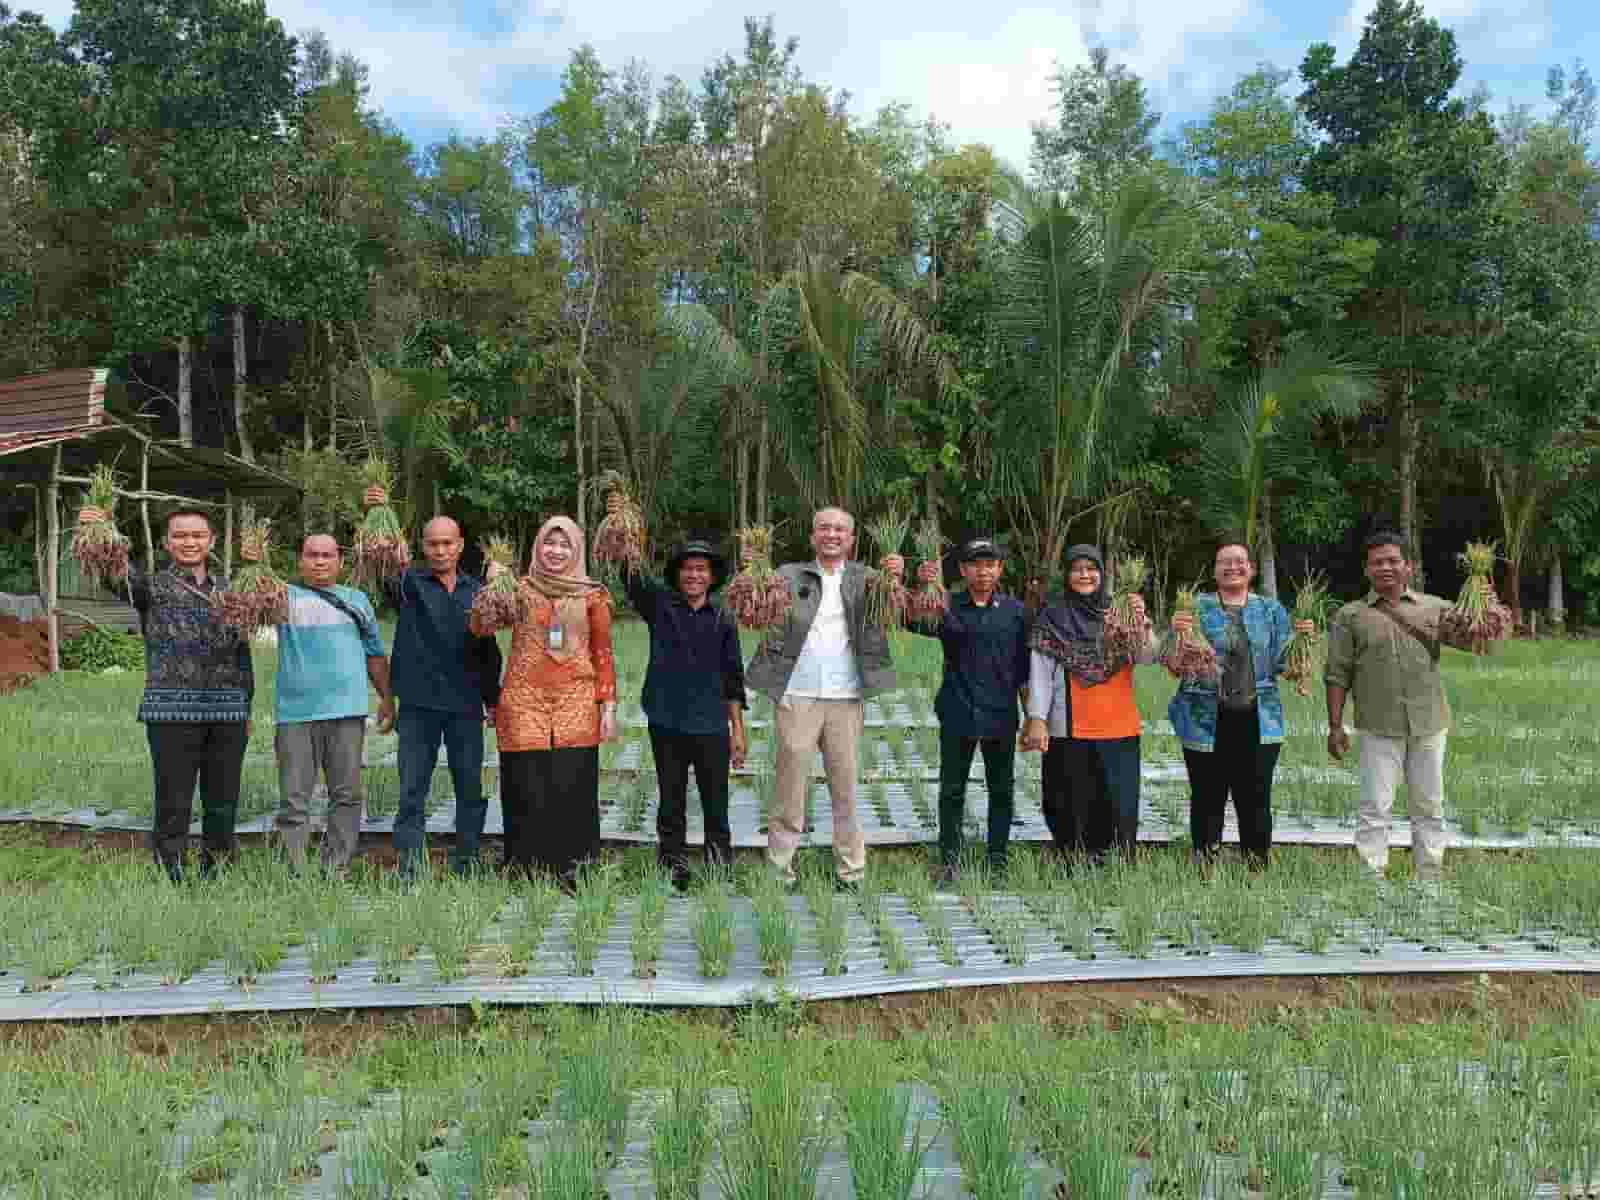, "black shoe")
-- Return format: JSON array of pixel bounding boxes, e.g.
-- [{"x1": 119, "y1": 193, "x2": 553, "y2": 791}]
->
[{"x1": 835, "y1": 877, "x2": 861, "y2": 895}]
